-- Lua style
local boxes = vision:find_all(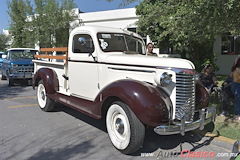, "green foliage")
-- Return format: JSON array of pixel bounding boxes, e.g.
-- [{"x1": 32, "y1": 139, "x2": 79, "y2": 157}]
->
[
  {"x1": 0, "y1": 34, "x2": 9, "y2": 51},
  {"x1": 7, "y1": 0, "x2": 30, "y2": 47},
  {"x1": 7, "y1": 0, "x2": 77, "y2": 48},
  {"x1": 135, "y1": 0, "x2": 240, "y2": 71}
]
